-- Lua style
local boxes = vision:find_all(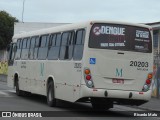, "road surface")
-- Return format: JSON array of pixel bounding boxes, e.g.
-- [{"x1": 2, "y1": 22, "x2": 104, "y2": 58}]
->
[{"x1": 0, "y1": 81, "x2": 159, "y2": 120}]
